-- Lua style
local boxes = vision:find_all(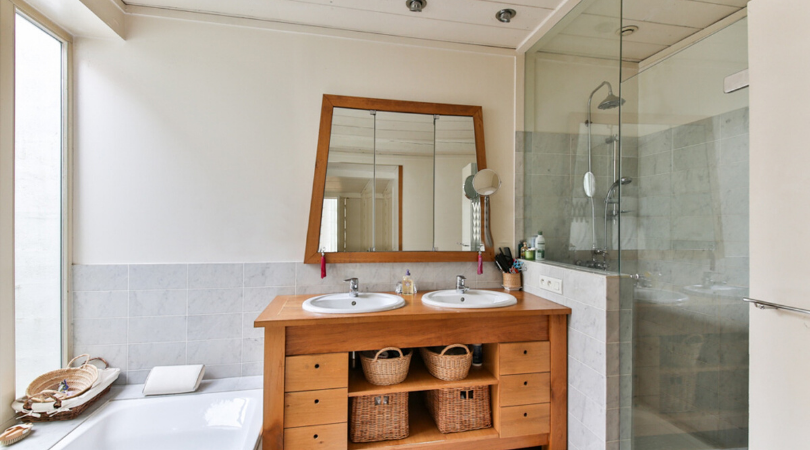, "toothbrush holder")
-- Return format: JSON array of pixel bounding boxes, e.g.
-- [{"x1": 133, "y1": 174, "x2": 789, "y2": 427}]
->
[{"x1": 502, "y1": 272, "x2": 522, "y2": 291}]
